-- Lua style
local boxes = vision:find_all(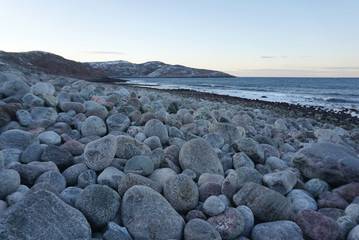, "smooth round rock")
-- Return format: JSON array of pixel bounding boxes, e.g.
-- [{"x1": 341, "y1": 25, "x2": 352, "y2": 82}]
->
[
  {"x1": 179, "y1": 138, "x2": 224, "y2": 178},
  {"x1": 143, "y1": 136, "x2": 162, "y2": 150},
  {"x1": 0, "y1": 169, "x2": 21, "y2": 200},
  {"x1": 81, "y1": 116, "x2": 107, "y2": 137},
  {"x1": 204, "y1": 133, "x2": 225, "y2": 149},
  {"x1": 41, "y1": 145, "x2": 74, "y2": 171},
  {"x1": 20, "y1": 144, "x2": 45, "y2": 164},
  {"x1": 144, "y1": 119, "x2": 169, "y2": 145},
  {"x1": 236, "y1": 205, "x2": 254, "y2": 238},
  {"x1": 117, "y1": 173, "x2": 162, "y2": 197},
  {"x1": 207, "y1": 207, "x2": 244, "y2": 240},
  {"x1": 31, "y1": 107, "x2": 58, "y2": 124},
  {"x1": 77, "y1": 170, "x2": 97, "y2": 188},
  {"x1": 348, "y1": 225, "x2": 359, "y2": 240},
  {"x1": 31, "y1": 82, "x2": 55, "y2": 96},
  {"x1": 164, "y1": 174, "x2": 199, "y2": 213},
  {"x1": 345, "y1": 204, "x2": 359, "y2": 219},
  {"x1": 106, "y1": 113, "x2": 130, "y2": 132},
  {"x1": 333, "y1": 182, "x2": 359, "y2": 202},
  {"x1": 221, "y1": 171, "x2": 241, "y2": 199},
  {"x1": 184, "y1": 218, "x2": 221, "y2": 240},
  {"x1": 251, "y1": 220, "x2": 304, "y2": 240},
  {"x1": 148, "y1": 168, "x2": 177, "y2": 187},
  {"x1": 0, "y1": 129, "x2": 39, "y2": 150},
  {"x1": 84, "y1": 135, "x2": 117, "y2": 171},
  {"x1": 1, "y1": 79, "x2": 29, "y2": 97},
  {"x1": 203, "y1": 196, "x2": 226, "y2": 216},
  {"x1": 75, "y1": 184, "x2": 120, "y2": 228},
  {"x1": 103, "y1": 222, "x2": 132, "y2": 240},
  {"x1": 6, "y1": 192, "x2": 25, "y2": 206},
  {"x1": 304, "y1": 178, "x2": 330, "y2": 199},
  {"x1": 38, "y1": 131, "x2": 61, "y2": 145},
  {"x1": 336, "y1": 216, "x2": 357, "y2": 240},
  {"x1": 16, "y1": 110, "x2": 32, "y2": 126},
  {"x1": 287, "y1": 189, "x2": 318, "y2": 214},
  {"x1": 121, "y1": 185, "x2": 185, "y2": 239},
  {"x1": 124, "y1": 155, "x2": 154, "y2": 176},
  {"x1": 209, "y1": 122, "x2": 246, "y2": 145},
  {"x1": 233, "y1": 152, "x2": 255, "y2": 169}
]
